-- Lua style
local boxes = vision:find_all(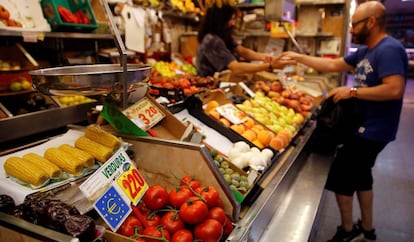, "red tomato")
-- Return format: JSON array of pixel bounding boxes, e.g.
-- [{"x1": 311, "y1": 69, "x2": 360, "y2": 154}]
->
[
  {"x1": 194, "y1": 218, "x2": 223, "y2": 242},
  {"x1": 178, "y1": 78, "x2": 191, "y2": 89},
  {"x1": 180, "y1": 176, "x2": 201, "y2": 190},
  {"x1": 216, "y1": 197, "x2": 224, "y2": 208},
  {"x1": 146, "y1": 213, "x2": 161, "y2": 227},
  {"x1": 222, "y1": 216, "x2": 234, "y2": 238},
  {"x1": 179, "y1": 196, "x2": 209, "y2": 225},
  {"x1": 162, "y1": 82, "x2": 175, "y2": 89},
  {"x1": 143, "y1": 185, "x2": 169, "y2": 211},
  {"x1": 195, "y1": 185, "x2": 219, "y2": 208},
  {"x1": 207, "y1": 207, "x2": 226, "y2": 225},
  {"x1": 142, "y1": 226, "x2": 171, "y2": 242},
  {"x1": 169, "y1": 187, "x2": 192, "y2": 208},
  {"x1": 117, "y1": 215, "x2": 143, "y2": 237},
  {"x1": 171, "y1": 229, "x2": 193, "y2": 242},
  {"x1": 160, "y1": 211, "x2": 185, "y2": 234}
]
